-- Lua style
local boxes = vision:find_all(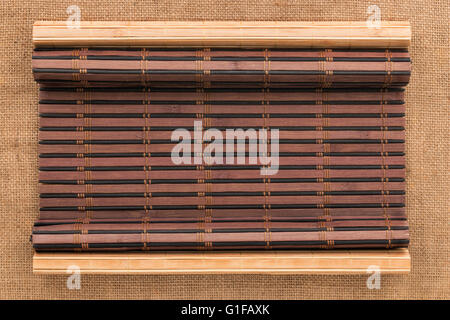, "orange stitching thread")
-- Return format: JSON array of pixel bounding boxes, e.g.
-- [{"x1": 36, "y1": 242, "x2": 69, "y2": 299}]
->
[
  {"x1": 384, "y1": 50, "x2": 393, "y2": 88},
  {"x1": 380, "y1": 89, "x2": 390, "y2": 229},
  {"x1": 140, "y1": 48, "x2": 146, "y2": 86}
]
